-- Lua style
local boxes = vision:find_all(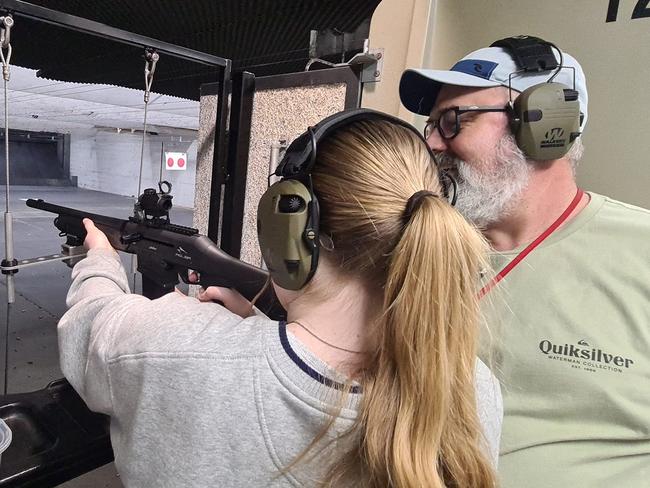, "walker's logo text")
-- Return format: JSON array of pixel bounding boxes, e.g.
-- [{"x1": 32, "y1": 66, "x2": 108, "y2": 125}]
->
[
  {"x1": 538, "y1": 339, "x2": 634, "y2": 374},
  {"x1": 541, "y1": 128, "x2": 566, "y2": 148}
]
